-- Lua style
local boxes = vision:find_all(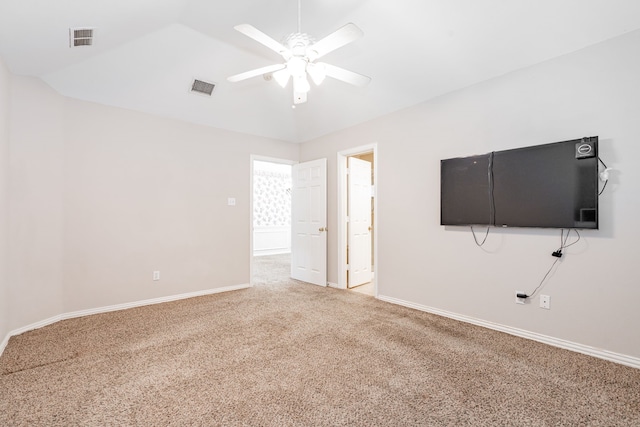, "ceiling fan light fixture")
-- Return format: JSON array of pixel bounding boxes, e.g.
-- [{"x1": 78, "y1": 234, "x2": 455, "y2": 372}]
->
[
  {"x1": 293, "y1": 74, "x2": 310, "y2": 94},
  {"x1": 294, "y1": 91, "x2": 307, "y2": 105},
  {"x1": 272, "y1": 69, "x2": 291, "y2": 88},
  {"x1": 227, "y1": 1, "x2": 368, "y2": 105},
  {"x1": 307, "y1": 62, "x2": 326, "y2": 86},
  {"x1": 287, "y1": 57, "x2": 307, "y2": 78}
]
